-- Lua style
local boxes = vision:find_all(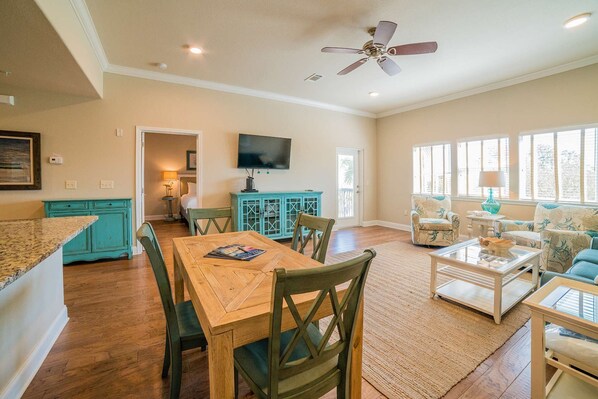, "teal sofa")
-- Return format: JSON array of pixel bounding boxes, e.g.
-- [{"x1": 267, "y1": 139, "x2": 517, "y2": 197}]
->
[{"x1": 541, "y1": 237, "x2": 598, "y2": 285}]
